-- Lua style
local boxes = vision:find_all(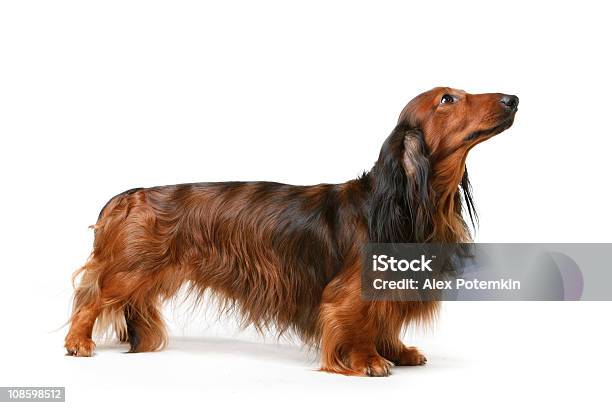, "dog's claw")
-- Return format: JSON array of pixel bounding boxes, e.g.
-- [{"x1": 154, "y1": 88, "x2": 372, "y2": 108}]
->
[
  {"x1": 65, "y1": 337, "x2": 95, "y2": 357},
  {"x1": 361, "y1": 355, "x2": 393, "y2": 377}
]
